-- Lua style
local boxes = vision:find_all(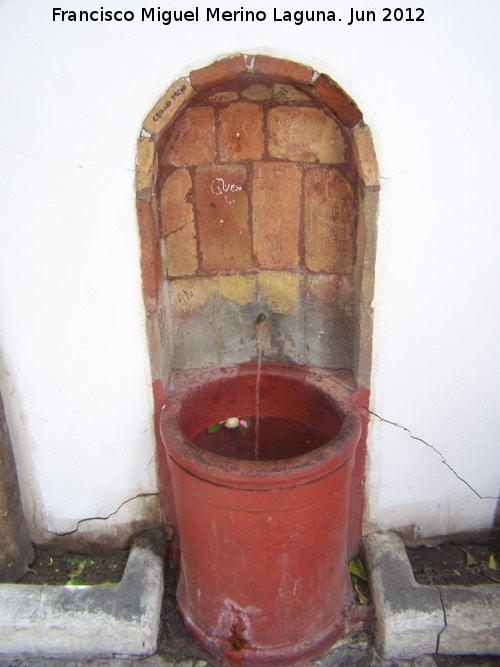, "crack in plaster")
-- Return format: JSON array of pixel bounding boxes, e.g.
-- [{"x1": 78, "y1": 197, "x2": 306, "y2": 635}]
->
[
  {"x1": 435, "y1": 585, "x2": 447, "y2": 654},
  {"x1": 367, "y1": 410, "x2": 499, "y2": 501},
  {"x1": 44, "y1": 492, "x2": 160, "y2": 537}
]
